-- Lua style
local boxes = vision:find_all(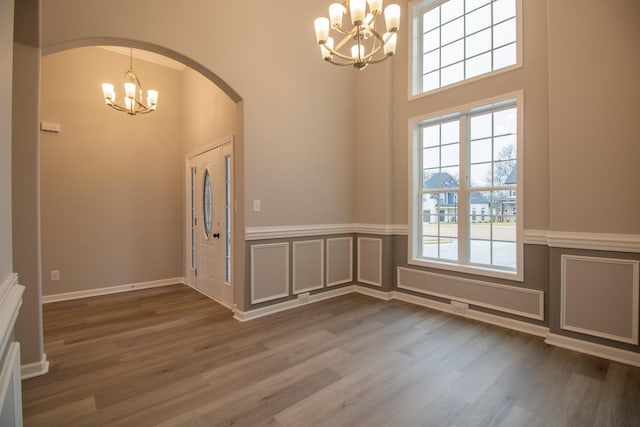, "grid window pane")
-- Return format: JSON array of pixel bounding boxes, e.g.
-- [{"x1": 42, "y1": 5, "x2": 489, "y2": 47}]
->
[
  {"x1": 424, "y1": 49, "x2": 440, "y2": 73},
  {"x1": 441, "y1": 166, "x2": 460, "y2": 185},
  {"x1": 441, "y1": 143, "x2": 459, "y2": 167},
  {"x1": 465, "y1": 0, "x2": 491, "y2": 13},
  {"x1": 493, "y1": 0, "x2": 516, "y2": 24},
  {"x1": 465, "y1": 4, "x2": 491, "y2": 35},
  {"x1": 441, "y1": 0, "x2": 464, "y2": 23},
  {"x1": 493, "y1": 107, "x2": 517, "y2": 135},
  {"x1": 423, "y1": 71, "x2": 440, "y2": 92},
  {"x1": 465, "y1": 52, "x2": 492, "y2": 78},
  {"x1": 441, "y1": 120, "x2": 460, "y2": 144},
  {"x1": 493, "y1": 135, "x2": 516, "y2": 161},
  {"x1": 424, "y1": 7, "x2": 440, "y2": 31},
  {"x1": 423, "y1": 147, "x2": 440, "y2": 169},
  {"x1": 441, "y1": 62, "x2": 465, "y2": 86},
  {"x1": 465, "y1": 28, "x2": 491, "y2": 58},
  {"x1": 493, "y1": 160, "x2": 515, "y2": 185},
  {"x1": 423, "y1": 238, "x2": 439, "y2": 258},
  {"x1": 441, "y1": 17, "x2": 465, "y2": 45},
  {"x1": 423, "y1": 124, "x2": 440, "y2": 147},
  {"x1": 492, "y1": 241, "x2": 516, "y2": 267},
  {"x1": 423, "y1": 169, "x2": 440, "y2": 189},
  {"x1": 470, "y1": 137, "x2": 492, "y2": 164},
  {"x1": 439, "y1": 238, "x2": 459, "y2": 261},
  {"x1": 442, "y1": 40, "x2": 464, "y2": 67},
  {"x1": 470, "y1": 113, "x2": 492, "y2": 140},
  {"x1": 493, "y1": 17, "x2": 516, "y2": 47},
  {"x1": 469, "y1": 239, "x2": 491, "y2": 264},
  {"x1": 493, "y1": 42, "x2": 516, "y2": 69},
  {"x1": 424, "y1": 28, "x2": 440, "y2": 49},
  {"x1": 470, "y1": 162, "x2": 491, "y2": 187}
]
